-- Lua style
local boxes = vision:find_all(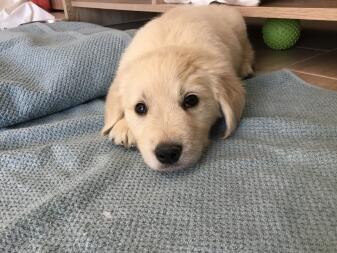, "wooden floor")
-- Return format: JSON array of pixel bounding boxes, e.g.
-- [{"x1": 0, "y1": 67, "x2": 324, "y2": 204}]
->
[{"x1": 249, "y1": 21, "x2": 337, "y2": 91}]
